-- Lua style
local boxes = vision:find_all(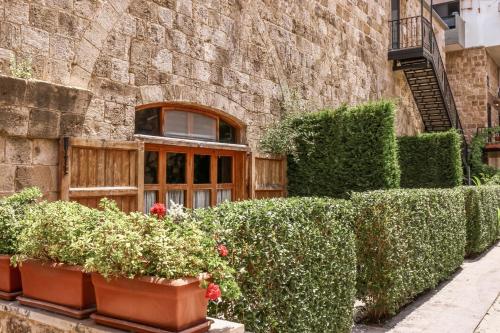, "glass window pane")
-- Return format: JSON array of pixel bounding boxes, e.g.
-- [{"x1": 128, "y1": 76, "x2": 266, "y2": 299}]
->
[
  {"x1": 164, "y1": 111, "x2": 189, "y2": 138},
  {"x1": 217, "y1": 189, "x2": 232, "y2": 205},
  {"x1": 217, "y1": 156, "x2": 232, "y2": 183},
  {"x1": 167, "y1": 153, "x2": 186, "y2": 184},
  {"x1": 192, "y1": 113, "x2": 216, "y2": 140},
  {"x1": 144, "y1": 191, "x2": 157, "y2": 213},
  {"x1": 144, "y1": 151, "x2": 159, "y2": 184},
  {"x1": 194, "y1": 155, "x2": 211, "y2": 184},
  {"x1": 193, "y1": 190, "x2": 211, "y2": 208},
  {"x1": 219, "y1": 120, "x2": 236, "y2": 143},
  {"x1": 167, "y1": 190, "x2": 185, "y2": 208},
  {"x1": 135, "y1": 108, "x2": 160, "y2": 136}
]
